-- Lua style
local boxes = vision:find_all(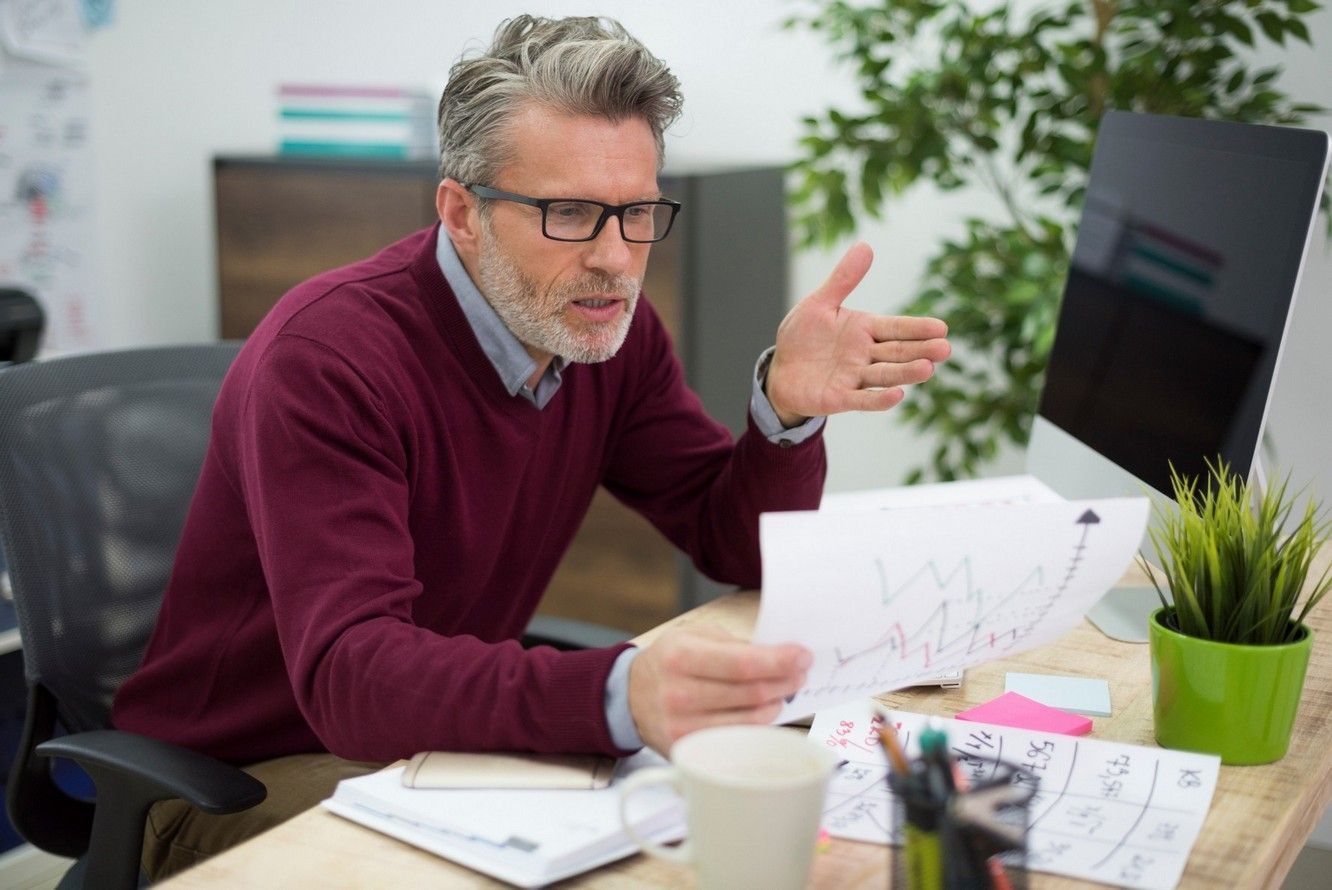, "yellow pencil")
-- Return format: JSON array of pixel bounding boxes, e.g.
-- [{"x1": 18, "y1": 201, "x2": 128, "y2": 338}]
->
[{"x1": 874, "y1": 705, "x2": 910, "y2": 775}]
